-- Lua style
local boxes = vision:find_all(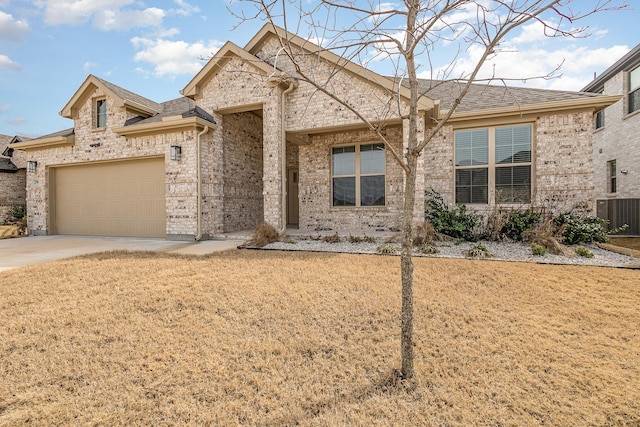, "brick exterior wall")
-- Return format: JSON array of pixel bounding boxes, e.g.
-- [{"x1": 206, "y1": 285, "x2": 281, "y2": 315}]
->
[
  {"x1": 298, "y1": 127, "x2": 406, "y2": 232},
  {"x1": 593, "y1": 71, "x2": 640, "y2": 200},
  {"x1": 197, "y1": 57, "x2": 285, "y2": 230},
  {"x1": 222, "y1": 112, "x2": 264, "y2": 232},
  {"x1": 255, "y1": 38, "x2": 413, "y2": 131},
  {"x1": 23, "y1": 85, "x2": 205, "y2": 238},
  {"x1": 0, "y1": 169, "x2": 26, "y2": 223},
  {"x1": 425, "y1": 111, "x2": 595, "y2": 218},
  {"x1": 19, "y1": 31, "x2": 604, "y2": 239}
]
